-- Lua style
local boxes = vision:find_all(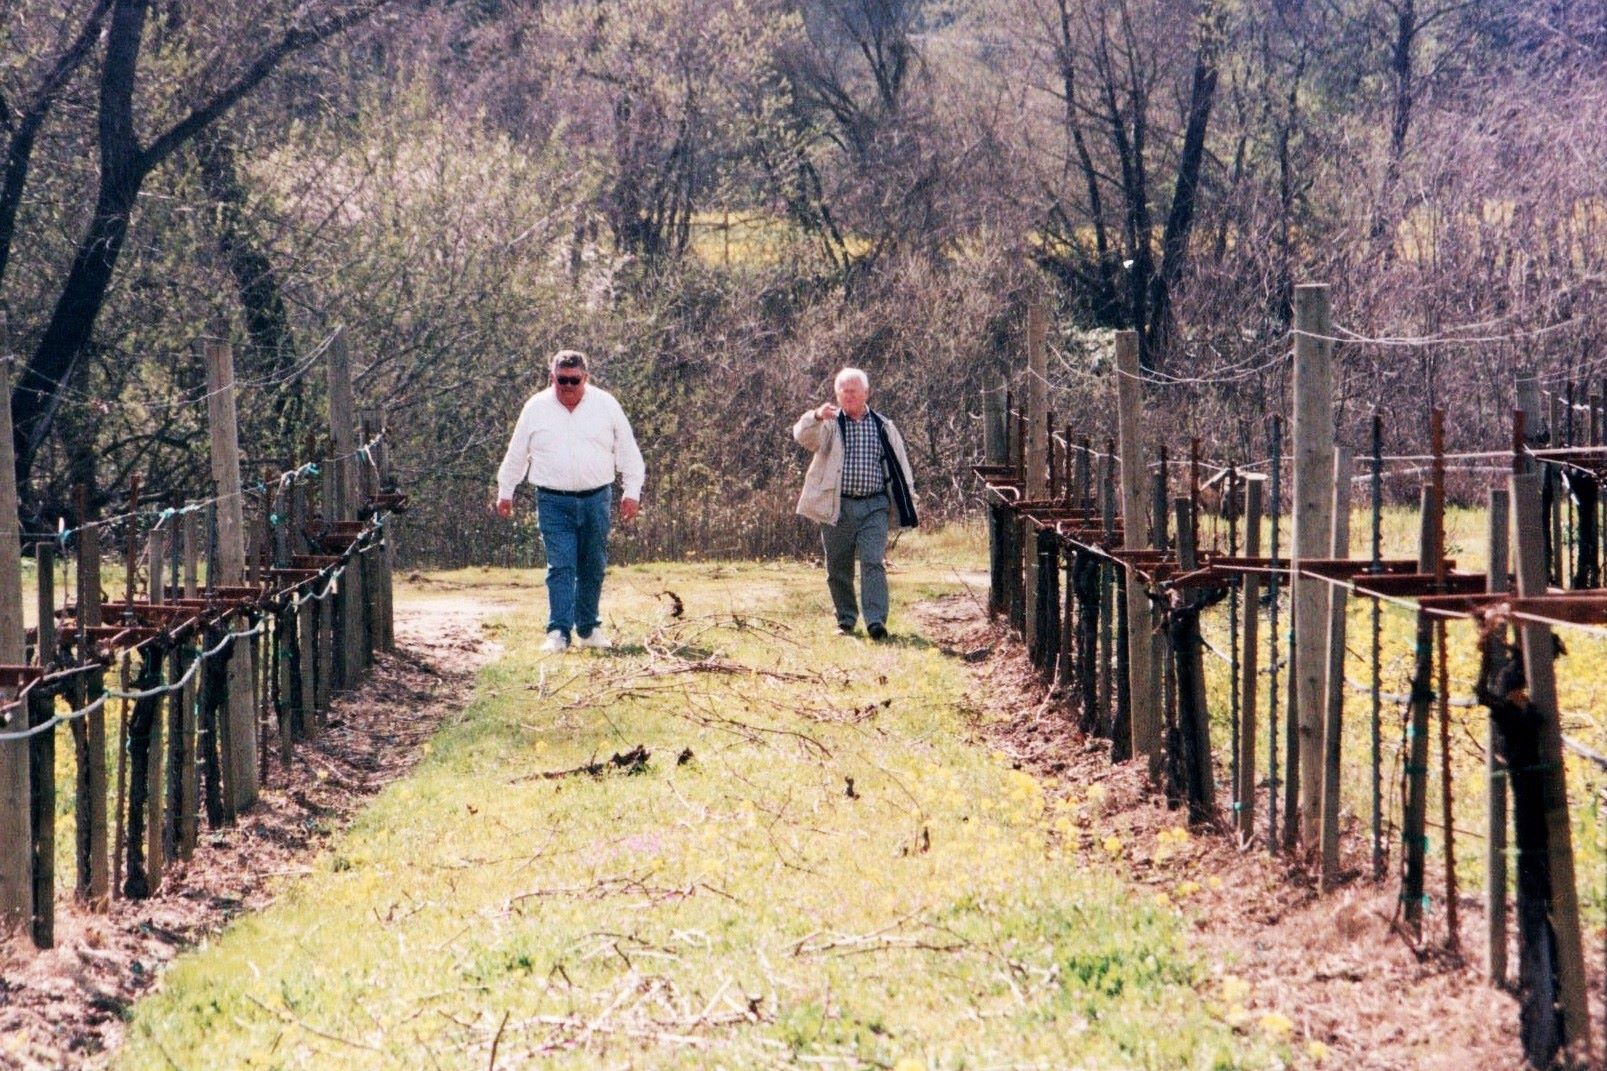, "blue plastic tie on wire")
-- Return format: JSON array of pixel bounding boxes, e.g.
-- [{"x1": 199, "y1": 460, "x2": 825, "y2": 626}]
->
[{"x1": 269, "y1": 513, "x2": 282, "y2": 527}]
